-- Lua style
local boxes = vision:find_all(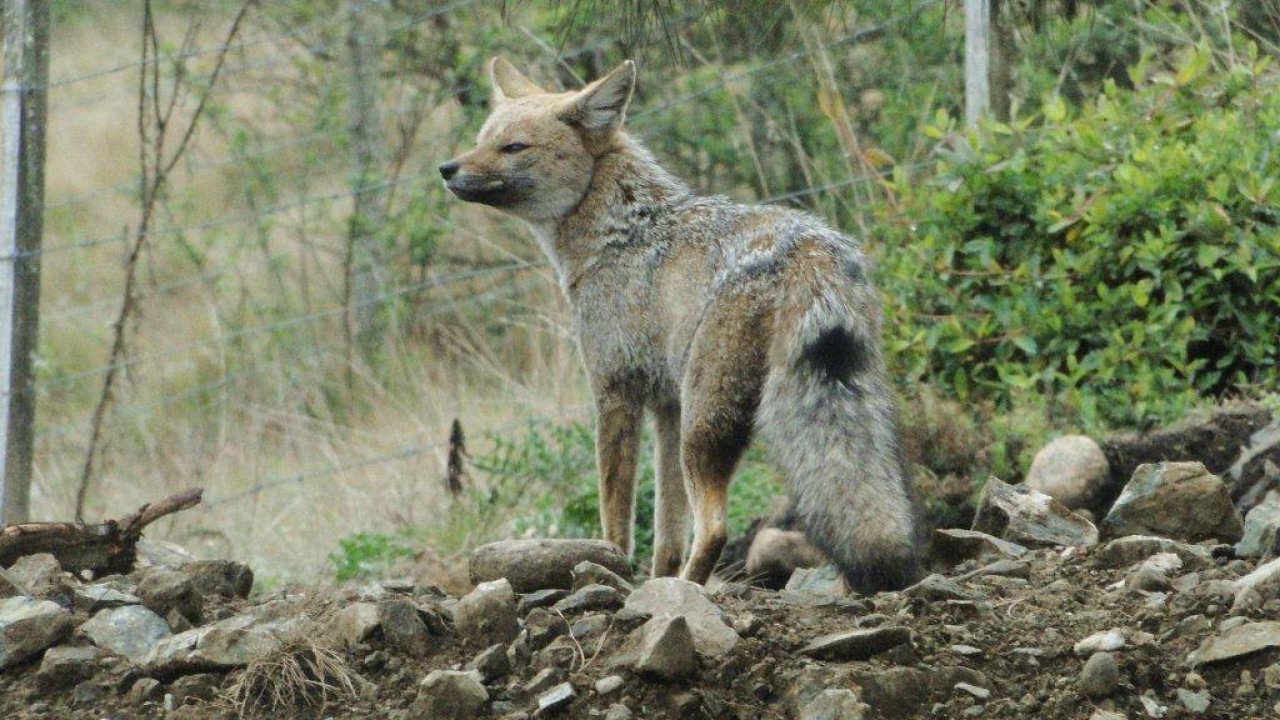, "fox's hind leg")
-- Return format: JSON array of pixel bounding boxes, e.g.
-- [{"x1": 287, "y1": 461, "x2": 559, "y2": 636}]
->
[
  {"x1": 651, "y1": 404, "x2": 689, "y2": 577},
  {"x1": 678, "y1": 293, "x2": 770, "y2": 585}
]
